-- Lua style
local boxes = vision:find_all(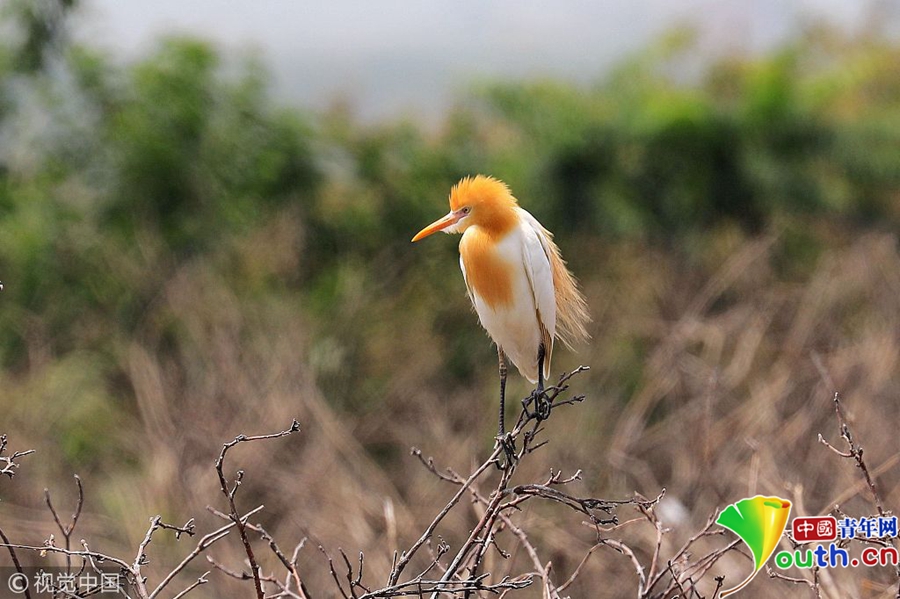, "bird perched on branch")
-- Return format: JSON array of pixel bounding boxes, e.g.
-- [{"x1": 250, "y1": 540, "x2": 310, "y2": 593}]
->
[{"x1": 412, "y1": 175, "x2": 590, "y2": 436}]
